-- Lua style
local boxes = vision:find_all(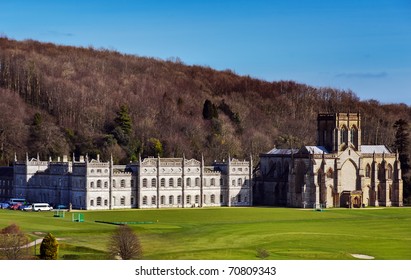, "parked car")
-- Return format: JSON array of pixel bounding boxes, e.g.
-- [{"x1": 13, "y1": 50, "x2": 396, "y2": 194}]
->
[
  {"x1": 55, "y1": 204, "x2": 68, "y2": 210},
  {"x1": 9, "y1": 203, "x2": 22, "y2": 210},
  {"x1": 22, "y1": 204, "x2": 33, "y2": 211},
  {"x1": 0, "y1": 202, "x2": 10, "y2": 209}
]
